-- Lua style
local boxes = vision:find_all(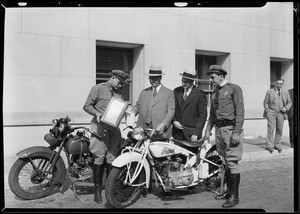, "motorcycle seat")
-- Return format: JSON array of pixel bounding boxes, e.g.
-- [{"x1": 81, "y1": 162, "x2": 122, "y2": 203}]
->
[{"x1": 172, "y1": 138, "x2": 203, "y2": 148}]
